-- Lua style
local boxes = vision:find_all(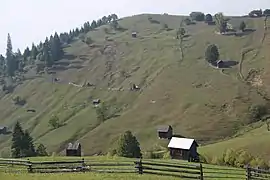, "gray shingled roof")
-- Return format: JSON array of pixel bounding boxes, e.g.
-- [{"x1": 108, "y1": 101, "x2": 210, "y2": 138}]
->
[{"x1": 157, "y1": 125, "x2": 172, "y2": 132}]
